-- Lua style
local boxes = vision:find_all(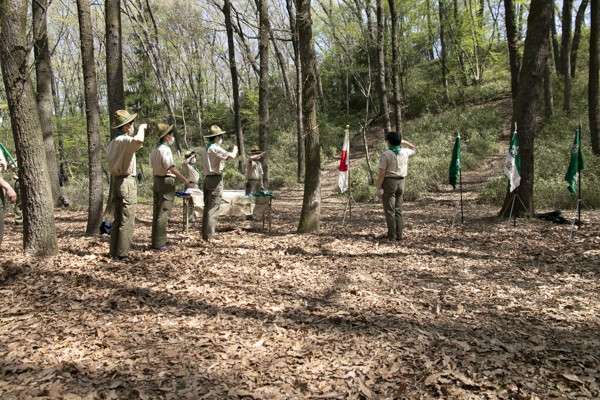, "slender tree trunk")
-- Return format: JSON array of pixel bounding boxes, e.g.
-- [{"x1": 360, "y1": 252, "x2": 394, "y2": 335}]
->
[
  {"x1": 562, "y1": 0, "x2": 573, "y2": 113},
  {"x1": 105, "y1": 0, "x2": 125, "y2": 216},
  {"x1": 439, "y1": 0, "x2": 449, "y2": 103},
  {"x1": 297, "y1": 0, "x2": 321, "y2": 233},
  {"x1": 77, "y1": 0, "x2": 103, "y2": 235},
  {"x1": 504, "y1": 0, "x2": 521, "y2": 113},
  {"x1": 270, "y1": 29, "x2": 291, "y2": 100},
  {"x1": 0, "y1": 0, "x2": 57, "y2": 255},
  {"x1": 426, "y1": 0, "x2": 435, "y2": 60},
  {"x1": 499, "y1": 0, "x2": 552, "y2": 217},
  {"x1": 551, "y1": 6, "x2": 562, "y2": 74},
  {"x1": 286, "y1": 0, "x2": 304, "y2": 182},
  {"x1": 259, "y1": 0, "x2": 270, "y2": 187},
  {"x1": 51, "y1": 73, "x2": 68, "y2": 184},
  {"x1": 388, "y1": 0, "x2": 402, "y2": 134},
  {"x1": 376, "y1": 0, "x2": 390, "y2": 133},
  {"x1": 224, "y1": 0, "x2": 246, "y2": 173},
  {"x1": 590, "y1": 0, "x2": 600, "y2": 155},
  {"x1": 571, "y1": 0, "x2": 589, "y2": 78},
  {"x1": 544, "y1": 51, "x2": 554, "y2": 118},
  {"x1": 33, "y1": 0, "x2": 61, "y2": 206}
]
